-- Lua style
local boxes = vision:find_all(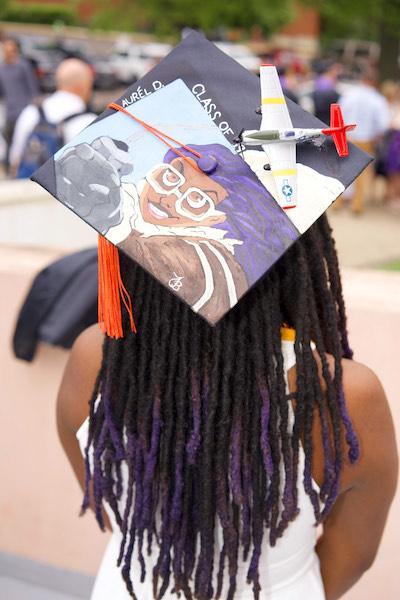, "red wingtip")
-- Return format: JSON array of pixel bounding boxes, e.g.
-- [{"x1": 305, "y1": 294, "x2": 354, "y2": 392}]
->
[
  {"x1": 330, "y1": 103, "x2": 344, "y2": 128},
  {"x1": 322, "y1": 104, "x2": 357, "y2": 158}
]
